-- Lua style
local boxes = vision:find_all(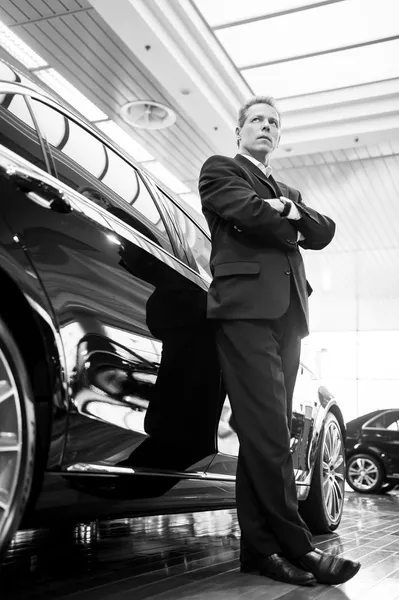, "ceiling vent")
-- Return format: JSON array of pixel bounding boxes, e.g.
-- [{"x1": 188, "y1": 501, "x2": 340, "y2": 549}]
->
[{"x1": 119, "y1": 100, "x2": 176, "y2": 130}]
